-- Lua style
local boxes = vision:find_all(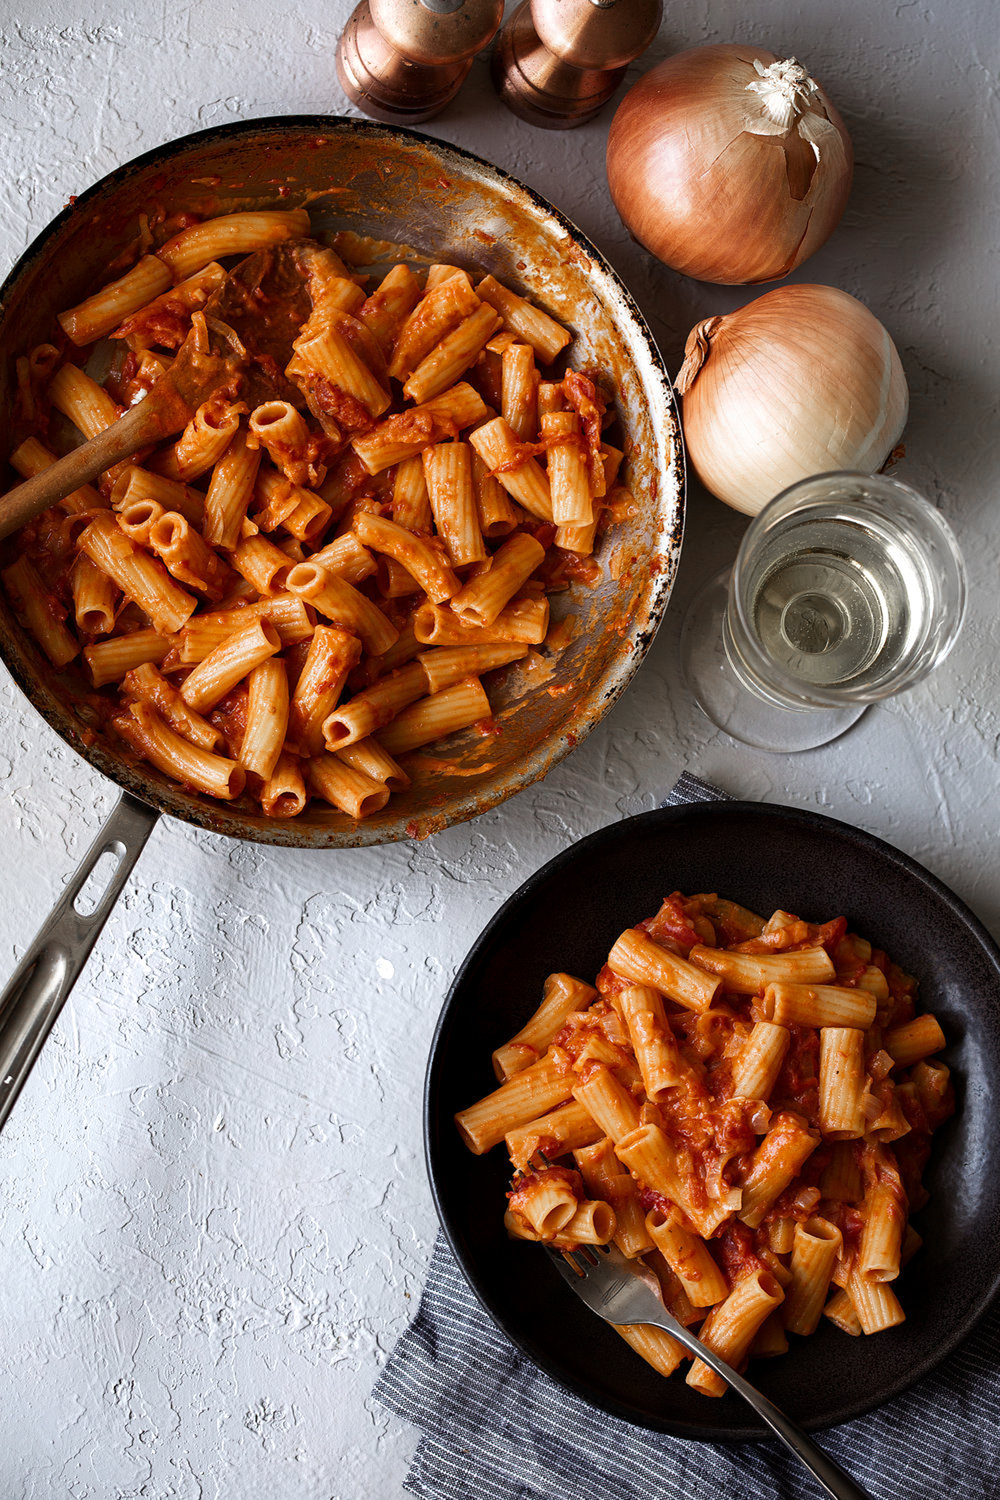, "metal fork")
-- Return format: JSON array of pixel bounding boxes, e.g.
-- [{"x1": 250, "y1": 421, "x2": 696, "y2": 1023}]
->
[{"x1": 546, "y1": 1243, "x2": 873, "y2": 1500}]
